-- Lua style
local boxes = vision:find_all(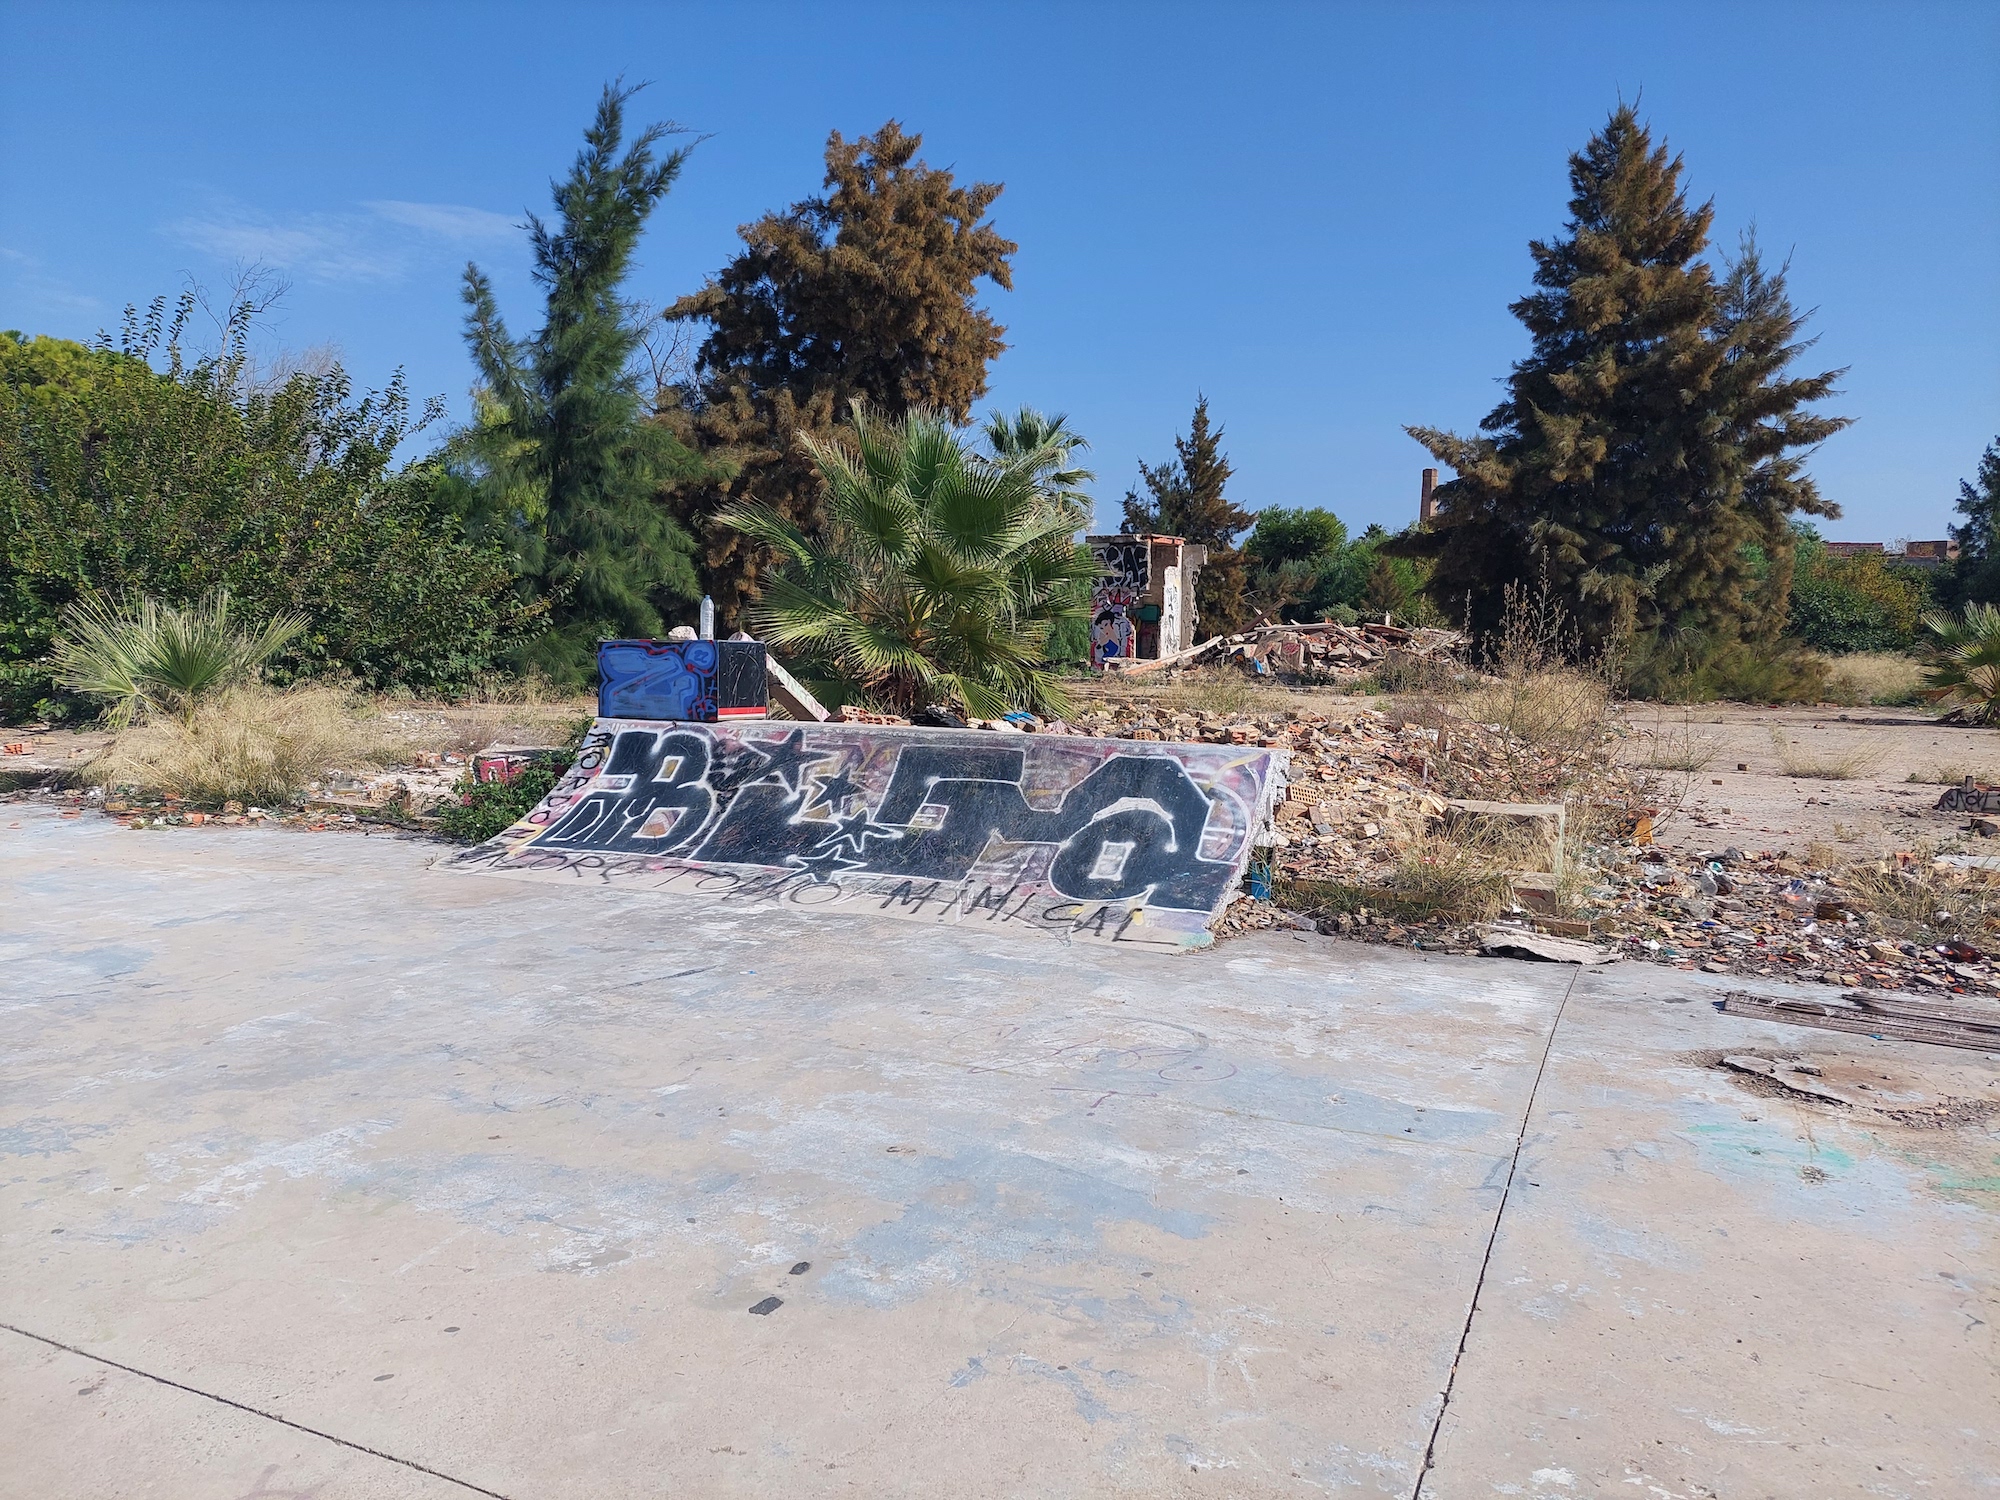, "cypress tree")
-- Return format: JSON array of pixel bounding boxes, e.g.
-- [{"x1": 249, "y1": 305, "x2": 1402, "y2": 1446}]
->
[
  {"x1": 1121, "y1": 397, "x2": 1252, "y2": 633},
  {"x1": 1945, "y1": 438, "x2": 2000, "y2": 606},
  {"x1": 663, "y1": 122, "x2": 1017, "y2": 625},
  {"x1": 459, "y1": 82, "x2": 707, "y2": 672},
  {"x1": 1403, "y1": 106, "x2": 1847, "y2": 665}
]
